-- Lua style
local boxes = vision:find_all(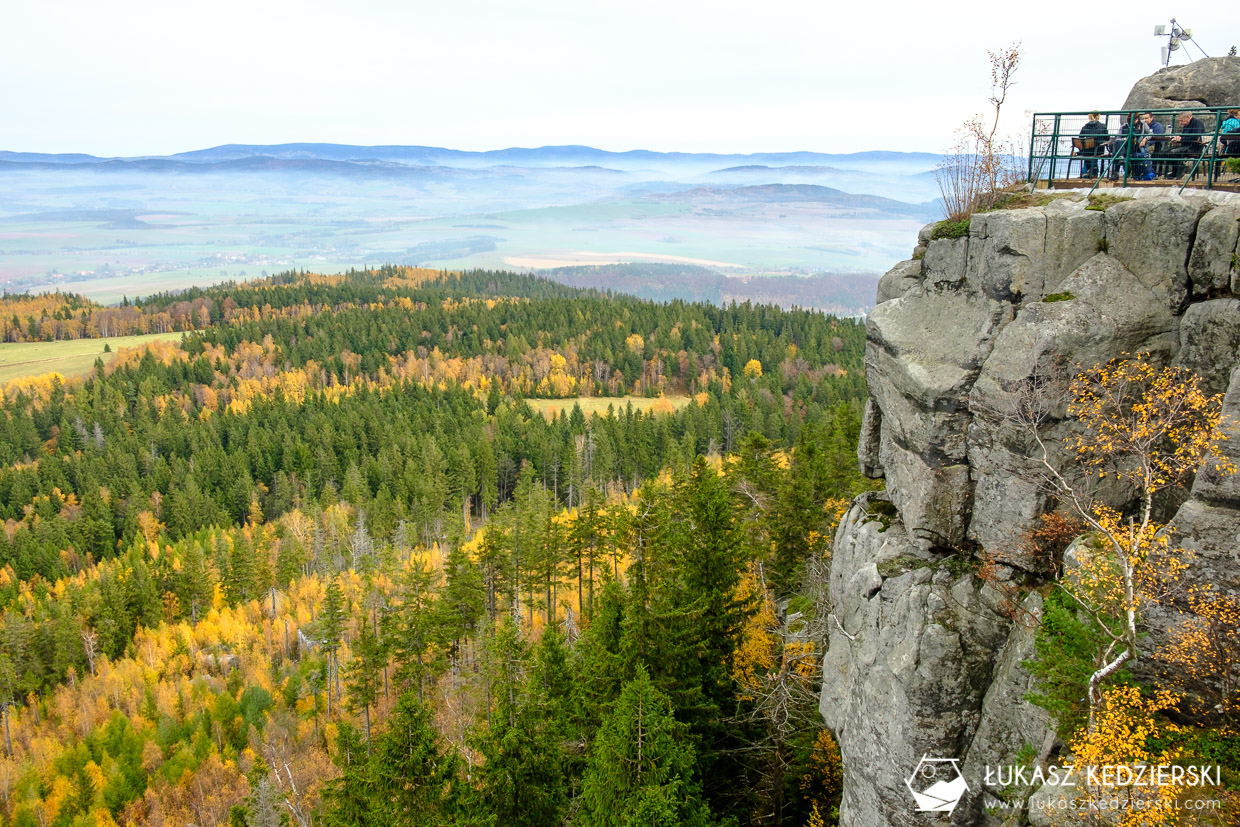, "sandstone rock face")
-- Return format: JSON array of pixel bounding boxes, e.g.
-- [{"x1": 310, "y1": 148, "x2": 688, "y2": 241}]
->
[
  {"x1": 1103, "y1": 196, "x2": 1209, "y2": 311},
  {"x1": 876, "y1": 258, "x2": 924, "y2": 304},
  {"x1": 1187, "y1": 205, "x2": 1240, "y2": 296},
  {"x1": 1175, "y1": 300, "x2": 1240, "y2": 396},
  {"x1": 1191, "y1": 367, "x2": 1240, "y2": 508},
  {"x1": 822, "y1": 189, "x2": 1240, "y2": 825},
  {"x1": 866, "y1": 290, "x2": 1010, "y2": 548},
  {"x1": 821, "y1": 495, "x2": 1013, "y2": 825},
  {"x1": 1120, "y1": 56, "x2": 1240, "y2": 111}
]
